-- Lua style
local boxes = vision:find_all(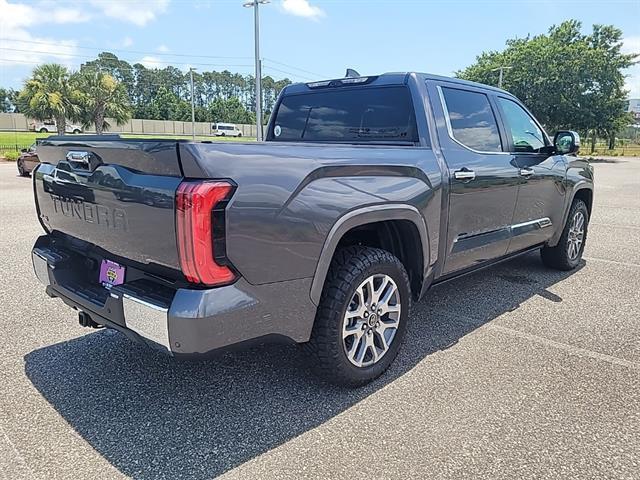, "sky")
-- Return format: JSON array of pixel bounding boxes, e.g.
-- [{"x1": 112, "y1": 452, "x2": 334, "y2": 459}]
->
[{"x1": 1, "y1": 0, "x2": 639, "y2": 97}]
